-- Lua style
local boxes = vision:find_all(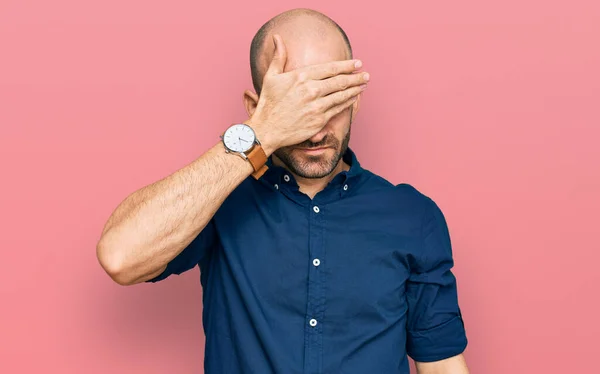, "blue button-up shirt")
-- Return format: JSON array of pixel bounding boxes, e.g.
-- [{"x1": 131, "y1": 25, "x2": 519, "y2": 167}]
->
[{"x1": 148, "y1": 147, "x2": 467, "y2": 374}]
